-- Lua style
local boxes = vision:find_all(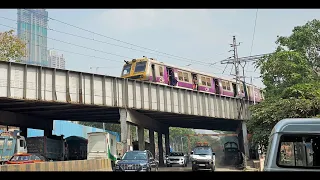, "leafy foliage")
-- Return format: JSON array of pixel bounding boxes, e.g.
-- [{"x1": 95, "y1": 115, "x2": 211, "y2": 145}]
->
[
  {"x1": 249, "y1": 19, "x2": 320, "y2": 150},
  {"x1": 0, "y1": 30, "x2": 26, "y2": 62}
]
